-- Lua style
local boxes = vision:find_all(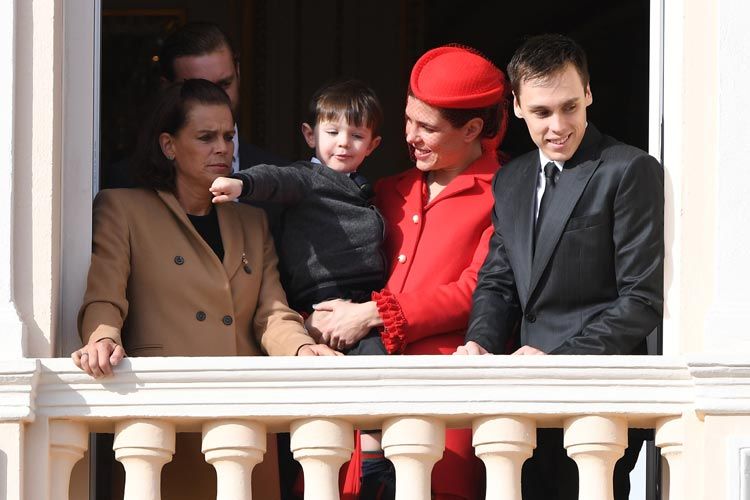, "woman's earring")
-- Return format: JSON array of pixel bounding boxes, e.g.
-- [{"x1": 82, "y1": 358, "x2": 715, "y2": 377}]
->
[{"x1": 166, "y1": 154, "x2": 175, "y2": 160}]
